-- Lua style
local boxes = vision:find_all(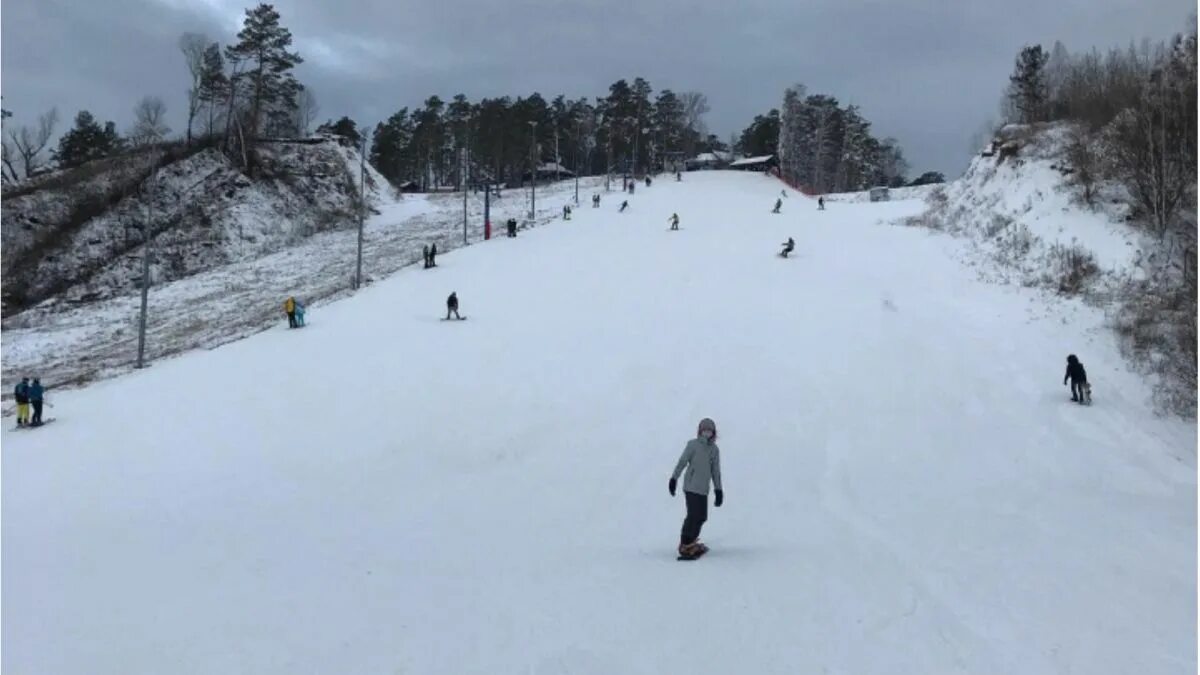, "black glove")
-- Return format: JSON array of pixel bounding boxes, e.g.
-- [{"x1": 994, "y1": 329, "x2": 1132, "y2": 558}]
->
[
  {"x1": 668, "y1": 478, "x2": 677, "y2": 496},
  {"x1": 714, "y1": 490, "x2": 724, "y2": 507}
]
